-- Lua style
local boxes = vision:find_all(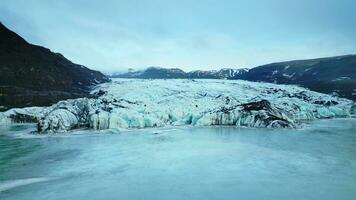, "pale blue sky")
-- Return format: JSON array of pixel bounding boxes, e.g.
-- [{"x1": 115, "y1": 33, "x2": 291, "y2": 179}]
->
[{"x1": 1, "y1": 0, "x2": 355, "y2": 72}]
